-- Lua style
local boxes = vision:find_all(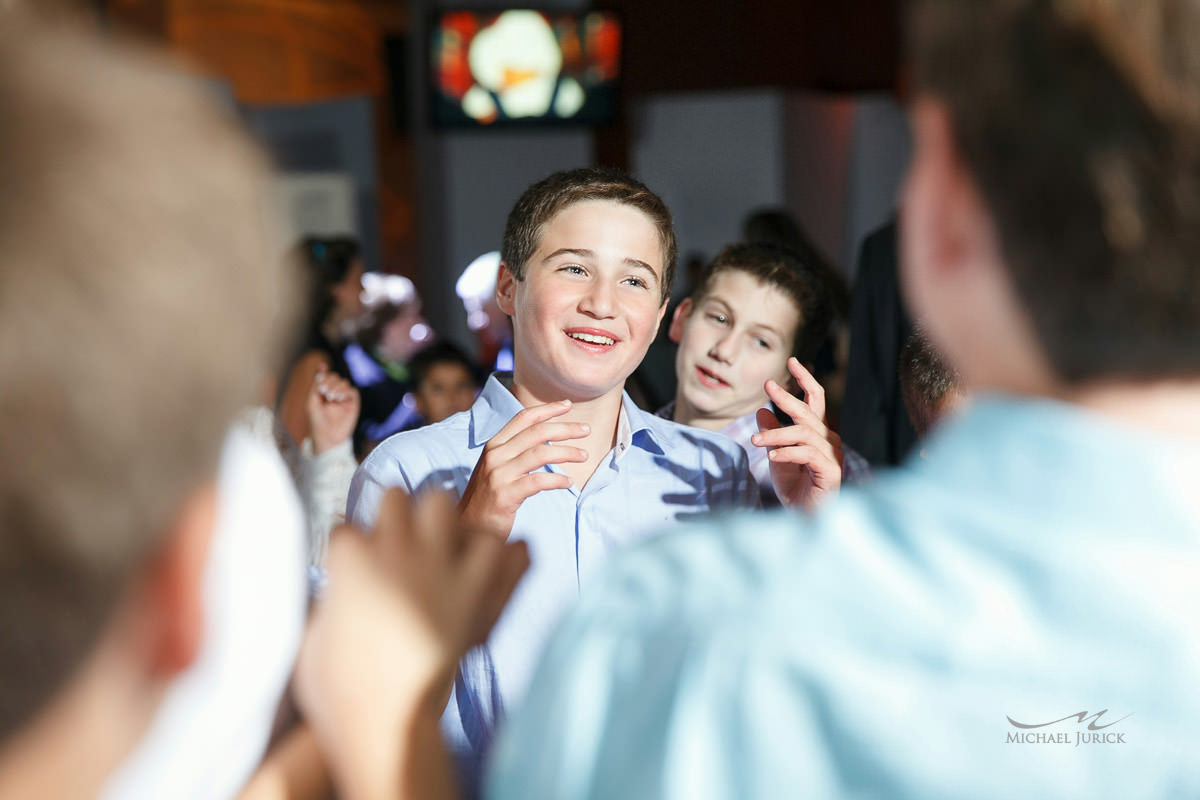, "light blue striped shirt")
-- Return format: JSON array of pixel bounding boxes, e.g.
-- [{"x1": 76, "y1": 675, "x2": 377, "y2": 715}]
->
[
  {"x1": 489, "y1": 396, "x2": 1200, "y2": 799},
  {"x1": 347, "y1": 373, "x2": 757, "y2": 796}
]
